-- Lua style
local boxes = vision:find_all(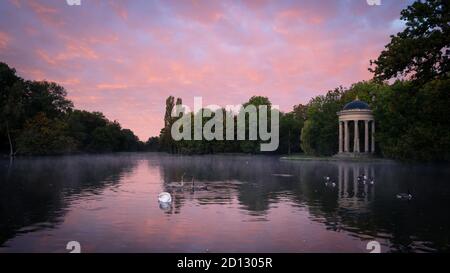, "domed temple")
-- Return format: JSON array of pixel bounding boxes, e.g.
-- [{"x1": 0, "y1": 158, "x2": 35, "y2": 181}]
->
[{"x1": 336, "y1": 97, "x2": 375, "y2": 156}]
